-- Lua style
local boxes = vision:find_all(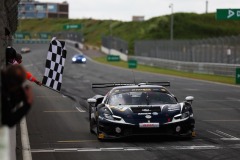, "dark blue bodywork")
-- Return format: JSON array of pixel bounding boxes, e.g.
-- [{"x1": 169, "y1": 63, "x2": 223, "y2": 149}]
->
[{"x1": 72, "y1": 54, "x2": 86, "y2": 63}]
